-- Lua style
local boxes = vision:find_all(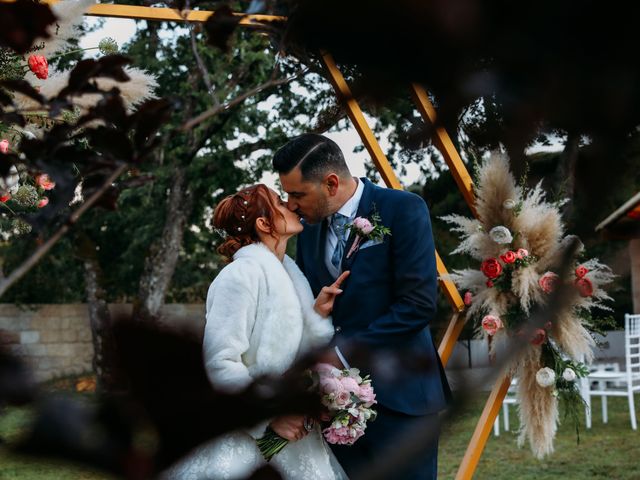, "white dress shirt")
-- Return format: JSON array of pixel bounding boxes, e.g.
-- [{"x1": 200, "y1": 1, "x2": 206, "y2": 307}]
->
[{"x1": 325, "y1": 178, "x2": 365, "y2": 278}]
